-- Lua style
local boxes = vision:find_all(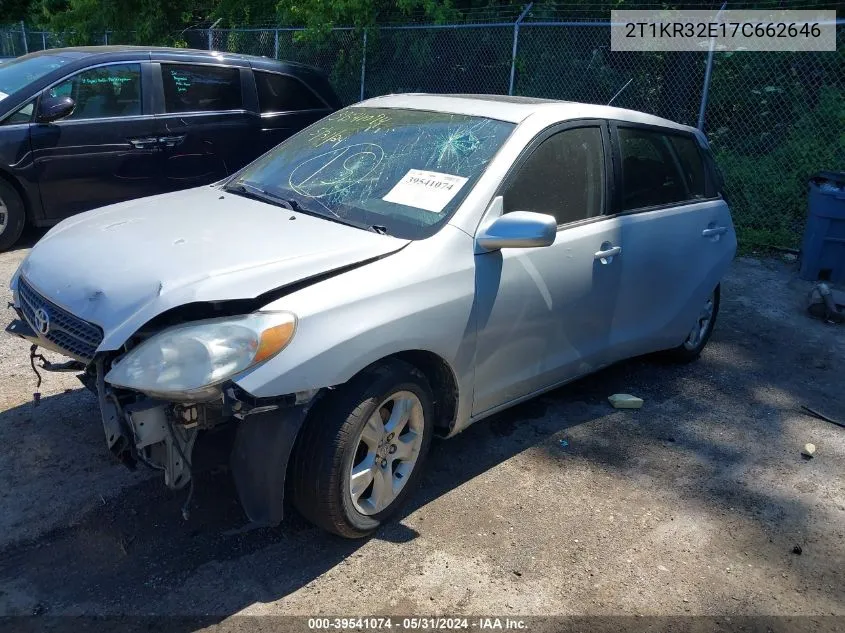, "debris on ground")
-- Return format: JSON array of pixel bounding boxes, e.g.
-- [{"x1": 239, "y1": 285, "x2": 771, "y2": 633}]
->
[
  {"x1": 792, "y1": 544, "x2": 803, "y2": 555},
  {"x1": 608, "y1": 393, "x2": 644, "y2": 409},
  {"x1": 801, "y1": 443, "x2": 817, "y2": 459},
  {"x1": 807, "y1": 283, "x2": 845, "y2": 323},
  {"x1": 800, "y1": 404, "x2": 845, "y2": 429},
  {"x1": 559, "y1": 439, "x2": 569, "y2": 448}
]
